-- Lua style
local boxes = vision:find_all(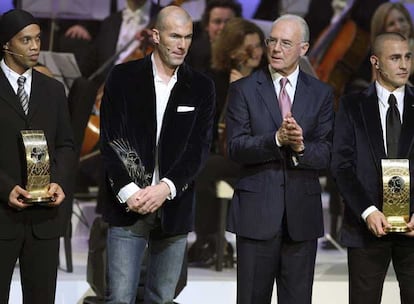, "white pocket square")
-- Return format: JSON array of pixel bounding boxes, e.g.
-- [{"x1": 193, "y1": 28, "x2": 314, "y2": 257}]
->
[{"x1": 177, "y1": 106, "x2": 195, "y2": 112}]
